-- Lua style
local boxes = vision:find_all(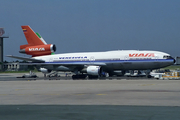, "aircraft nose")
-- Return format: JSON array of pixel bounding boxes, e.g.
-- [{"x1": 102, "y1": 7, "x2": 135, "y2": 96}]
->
[
  {"x1": 169, "y1": 56, "x2": 176, "y2": 63},
  {"x1": 173, "y1": 58, "x2": 176, "y2": 63}
]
